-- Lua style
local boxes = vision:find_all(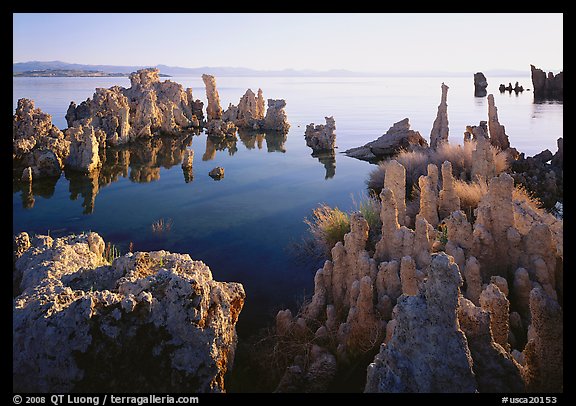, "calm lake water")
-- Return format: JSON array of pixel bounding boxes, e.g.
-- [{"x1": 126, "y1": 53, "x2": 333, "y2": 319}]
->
[{"x1": 12, "y1": 75, "x2": 563, "y2": 335}]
